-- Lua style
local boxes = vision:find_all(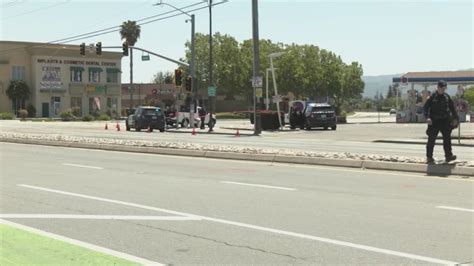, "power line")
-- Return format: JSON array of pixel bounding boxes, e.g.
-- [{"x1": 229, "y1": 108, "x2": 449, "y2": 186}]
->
[
  {"x1": 49, "y1": 1, "x2": 205, "y2": 44},
  {"x1": 0, "y1": 1, "x2": 227, "y2": 55},
  {"x1": 1, "y1": 0, "x2": 70, "y2": 21}
]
